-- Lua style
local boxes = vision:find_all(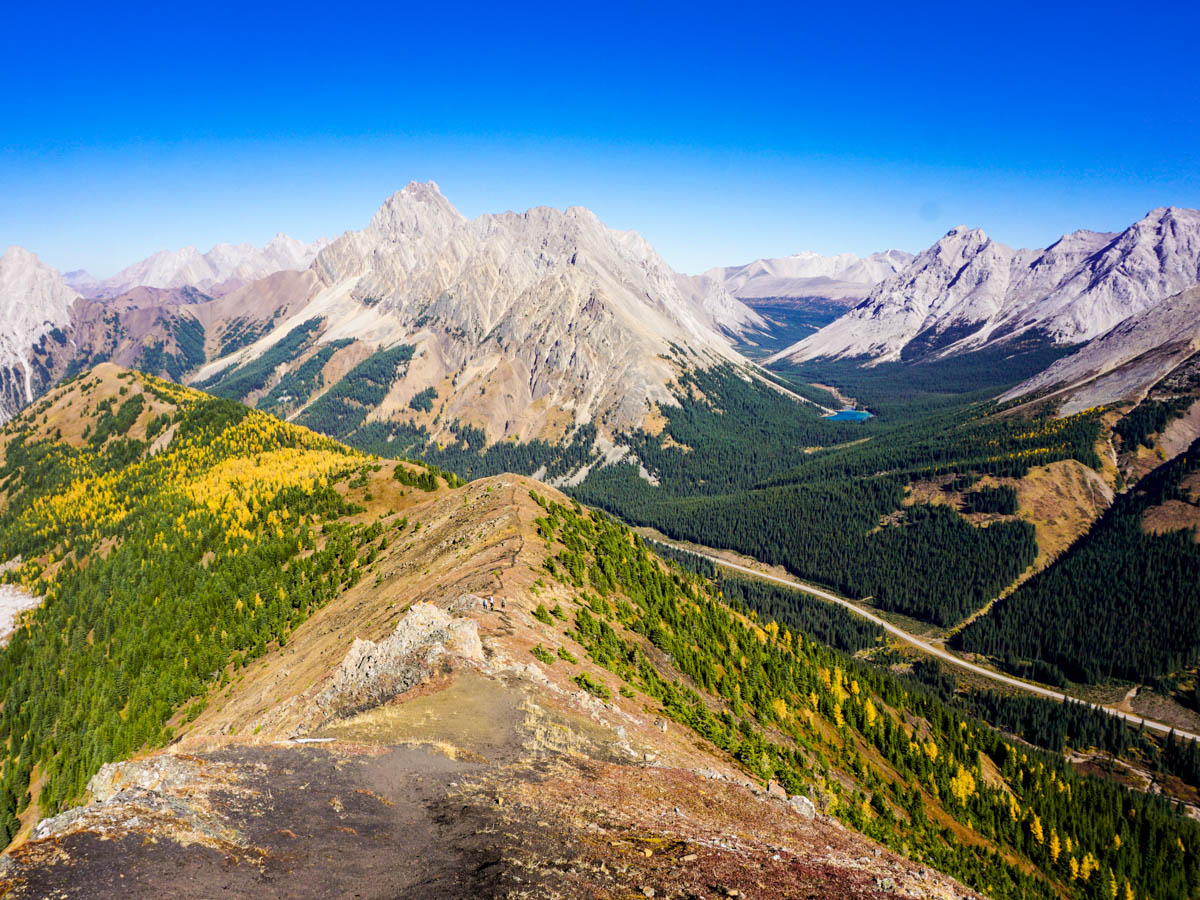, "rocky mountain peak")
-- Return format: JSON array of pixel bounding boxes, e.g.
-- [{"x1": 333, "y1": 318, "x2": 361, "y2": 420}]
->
[
  {"x1": 771, "y1": 207, "x2": 1200, "y2": 366},
  {"x1": 0, "y1": 246, "x2": 78, "y2": 310},
  {"x1": 931, "y1": 225, "x2": 992, "y2": 257},
  {"x1": 212, "y1": 185, "x2": 762, "y2": 444},
  {"x1": 367, "y1": 180, "x2": 465, "y2": 242}
]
